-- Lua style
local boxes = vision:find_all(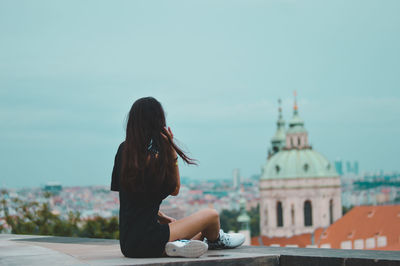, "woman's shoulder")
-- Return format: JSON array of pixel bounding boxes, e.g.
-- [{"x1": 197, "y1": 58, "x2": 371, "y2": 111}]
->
[
  {"x1": 111, "y1": 141, "x2": 125, "y2": 192},
  {"x1": 118, "y1": 141, "x2": 125, "y2": 153}
]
